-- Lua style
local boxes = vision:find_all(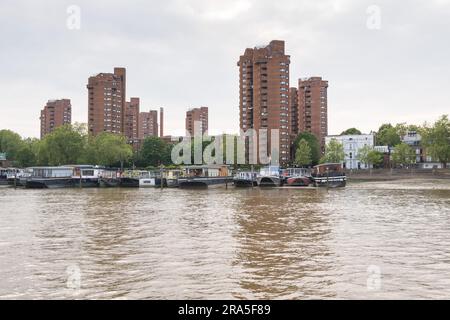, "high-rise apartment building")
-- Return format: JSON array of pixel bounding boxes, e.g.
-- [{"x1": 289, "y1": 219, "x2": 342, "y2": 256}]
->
[
  {"x1": 87, "y1": 67, "x2": 126, "y2": 136},
  {"x1": 40, "y1": 99, "x2": 72, "y2": 139},
  {"x1": 124, "y1": 97, "x2": 140, "y2": 145},
  {"x1": 289, "y1": 87, "x2": 299, "y2": 137},
  {"x1": 298, "y1": 77, "x2": 328, "y2": 152},
  {"x1": 186, "y1": 107, "x2": 208, "y2": 135},
  {"x1": 238, "y1": 40, "x2": 291, "y2": 165},
  {"x1": 139, "y1": 110, "x2": 158, "y2": 139},
  {"x1": 160, "y1": 107, "x2": 164, "y2": 137}
]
